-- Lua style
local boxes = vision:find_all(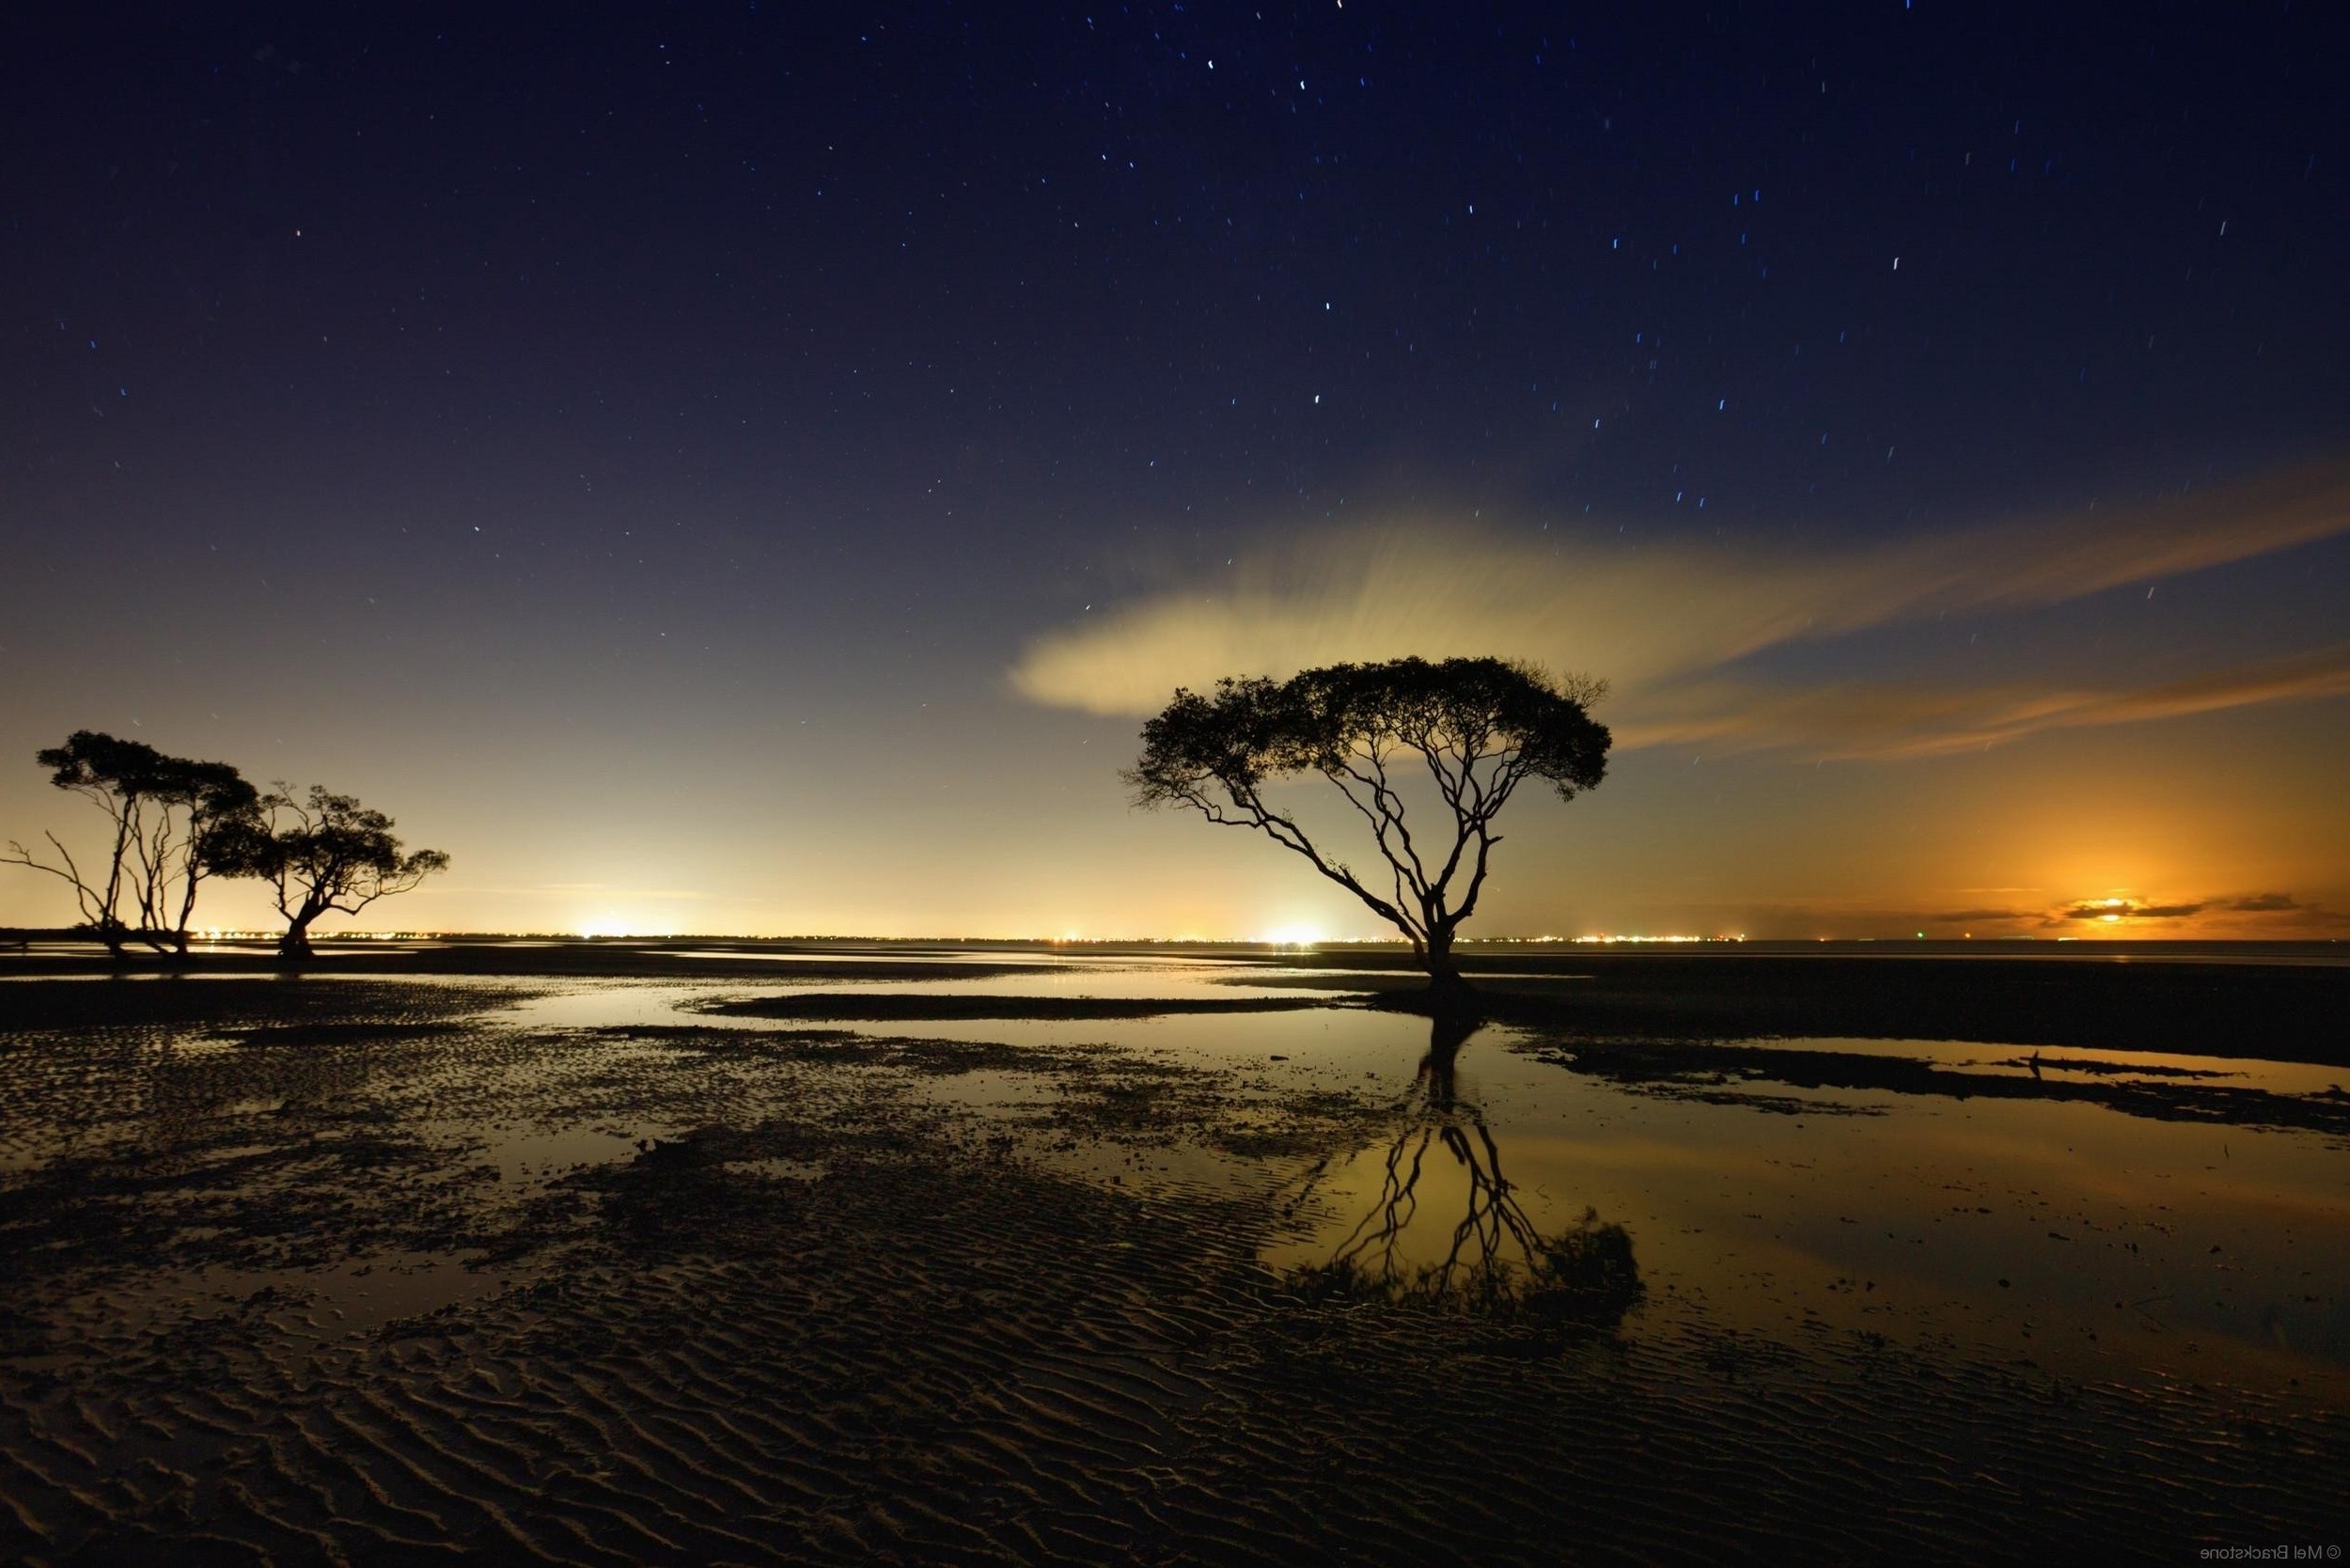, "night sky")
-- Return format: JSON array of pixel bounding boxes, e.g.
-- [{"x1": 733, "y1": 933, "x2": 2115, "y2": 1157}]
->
[{"x1": 5, "y1": 4, "x2": 2346, "y2": 940}]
